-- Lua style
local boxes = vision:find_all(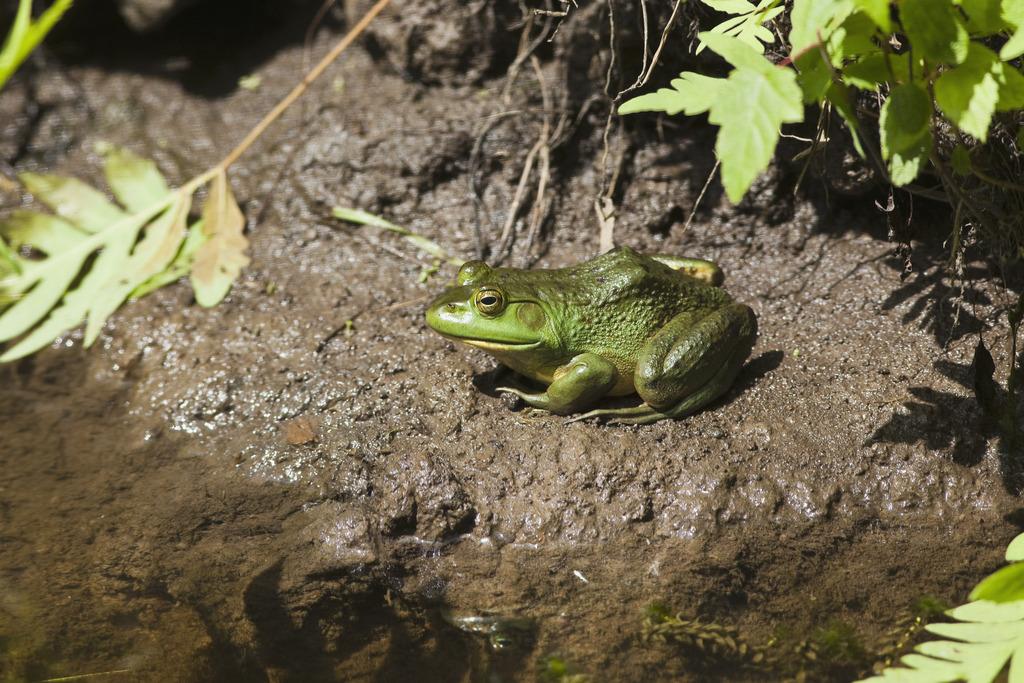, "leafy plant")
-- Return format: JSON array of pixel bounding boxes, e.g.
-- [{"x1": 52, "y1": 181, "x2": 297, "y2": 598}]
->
[
  {"x1": 863, "y1": 532, "x2": 1024, "y2": 682},
  {"x1": 0, "y1": 0, "x2": 395, "y2": 362},
  {"x1": 0, "y1": 149, "x2": 248, "y2": 362},
  {"x1": 696, "y1": 0, "x2": 784, "y2": 55},
  {"x1": 620, "y1": 0, "x2": 1024, "y2": 206},
  {"x1": 0, "y1": 0, "x2": 74, "y2": 91}
]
